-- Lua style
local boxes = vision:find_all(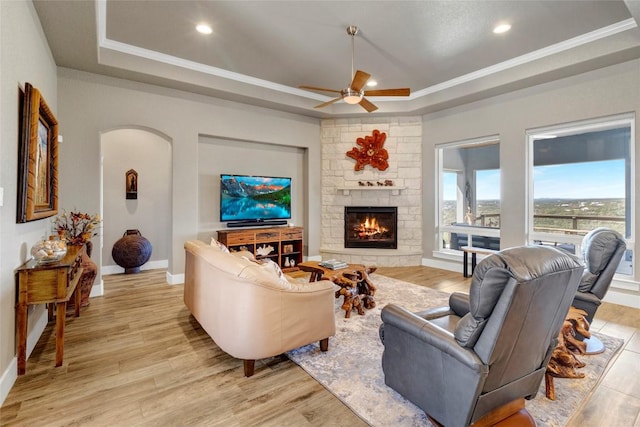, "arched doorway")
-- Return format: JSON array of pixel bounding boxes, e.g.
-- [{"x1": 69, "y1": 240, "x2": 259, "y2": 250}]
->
[{"x1": 100, "y1": 127, "x2": 172, "y2": 279}]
